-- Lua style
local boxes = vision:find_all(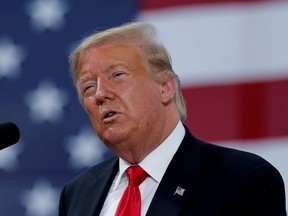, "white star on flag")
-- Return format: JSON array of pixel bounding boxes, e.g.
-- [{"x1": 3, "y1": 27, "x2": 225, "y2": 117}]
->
[
  {"x1": 65, "y1": 127, "x2": 107, "y2": 169},
  {"x1": 0, "y1": 38, "x2": 26, "y2": 79},
  {"x1": 26, "y1": 0, "x2": 69, "y2": 32},
  {"x1": 20, "y1": 180, "x2": 60, "y2": 216},
  {"x1": 25, "y1": 80, "x2": 68, "y2": 123}
]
